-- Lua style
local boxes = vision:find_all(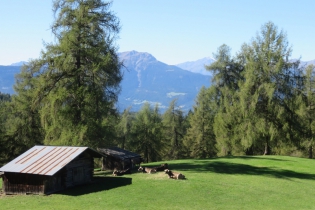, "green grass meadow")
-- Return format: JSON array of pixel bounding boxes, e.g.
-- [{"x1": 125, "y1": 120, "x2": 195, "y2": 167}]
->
[{"x1": 1, "y1": 155, "x2": 315, "y2": 210}]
